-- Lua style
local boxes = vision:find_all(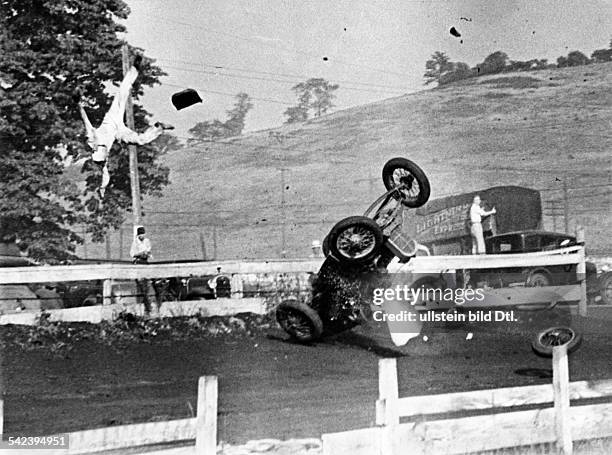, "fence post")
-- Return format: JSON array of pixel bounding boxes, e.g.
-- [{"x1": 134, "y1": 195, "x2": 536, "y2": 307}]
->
[
  {"x1": 196, "y1": 376, "x2": 217, "y2": 454},
  {"x1": 377, "y1": 358, "x2": 399, "y2": 455},
  {"x1": 553, "y1": 345, "x2": 572, "y2": 455},
  {"x1": 103, "y1": 279, "x2": 113, "y2": 305},
  {"x1": 575, "y1": 227, "x2": 587, "y2": 317},
  {"x1": 230, "y1": 274, "x2": 243, "y2": 299}
]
